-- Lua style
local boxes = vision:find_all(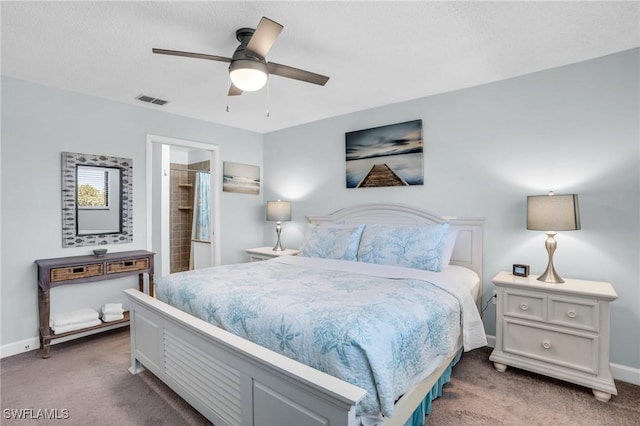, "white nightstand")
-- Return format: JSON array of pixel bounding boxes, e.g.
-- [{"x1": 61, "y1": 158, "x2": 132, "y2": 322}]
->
[
  {"x1": 245, "y1": 247, "x2": 299, "y2": 262},
  {"x1": 490, "y1": 271, "x2": 618, "y2": 402}
]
